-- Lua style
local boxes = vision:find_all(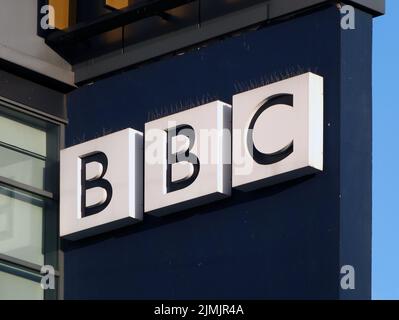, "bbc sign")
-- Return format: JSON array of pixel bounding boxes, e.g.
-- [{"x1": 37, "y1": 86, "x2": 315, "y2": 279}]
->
[{"x1": 60, "y1": 73, "x2": 324, "y2": 239}]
